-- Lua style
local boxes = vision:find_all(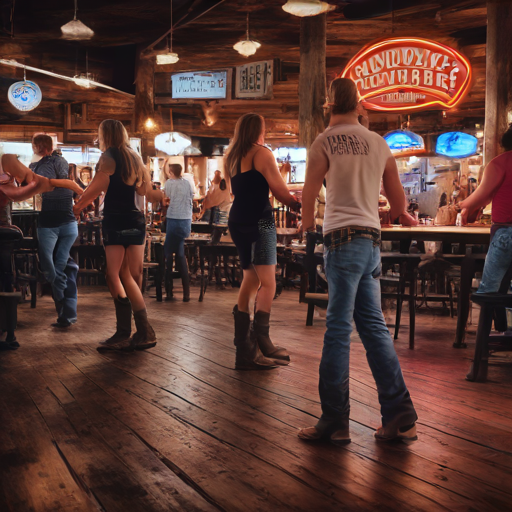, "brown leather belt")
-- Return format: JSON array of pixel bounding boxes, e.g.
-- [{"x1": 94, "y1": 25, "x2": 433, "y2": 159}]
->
[{"x1": 324, "y1": 226, "x2": 381, "y2": 249}]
